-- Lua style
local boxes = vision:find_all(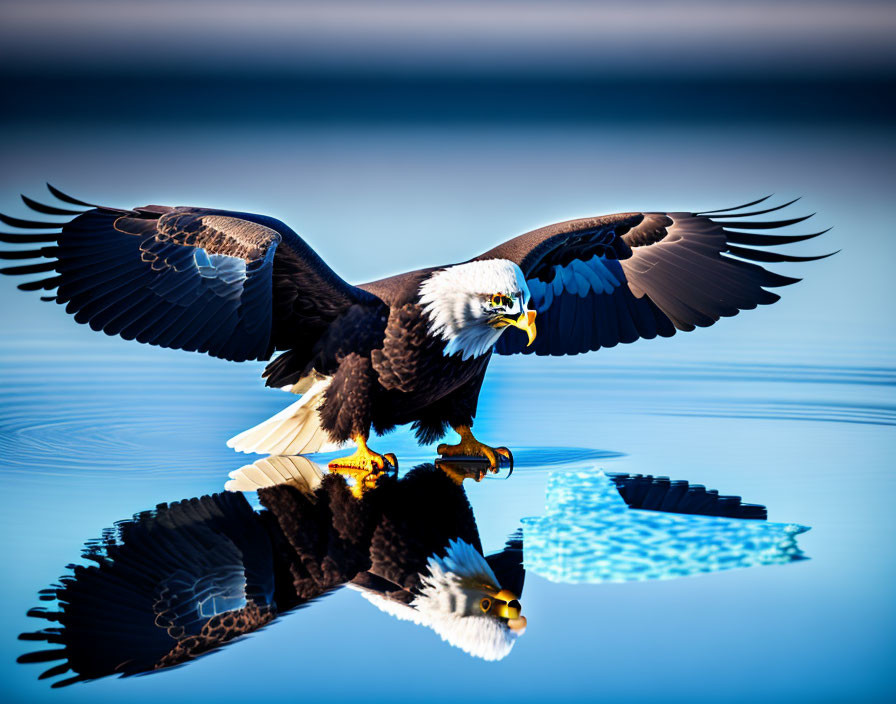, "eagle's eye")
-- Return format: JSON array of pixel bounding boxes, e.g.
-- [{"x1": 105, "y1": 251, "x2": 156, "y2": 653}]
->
[
  {"x1": 479, "y1": 598, "x2": 492, "y2": 613},
  {"x1": 489, "y1": 294, "x2": 512, "y2": 309}
]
